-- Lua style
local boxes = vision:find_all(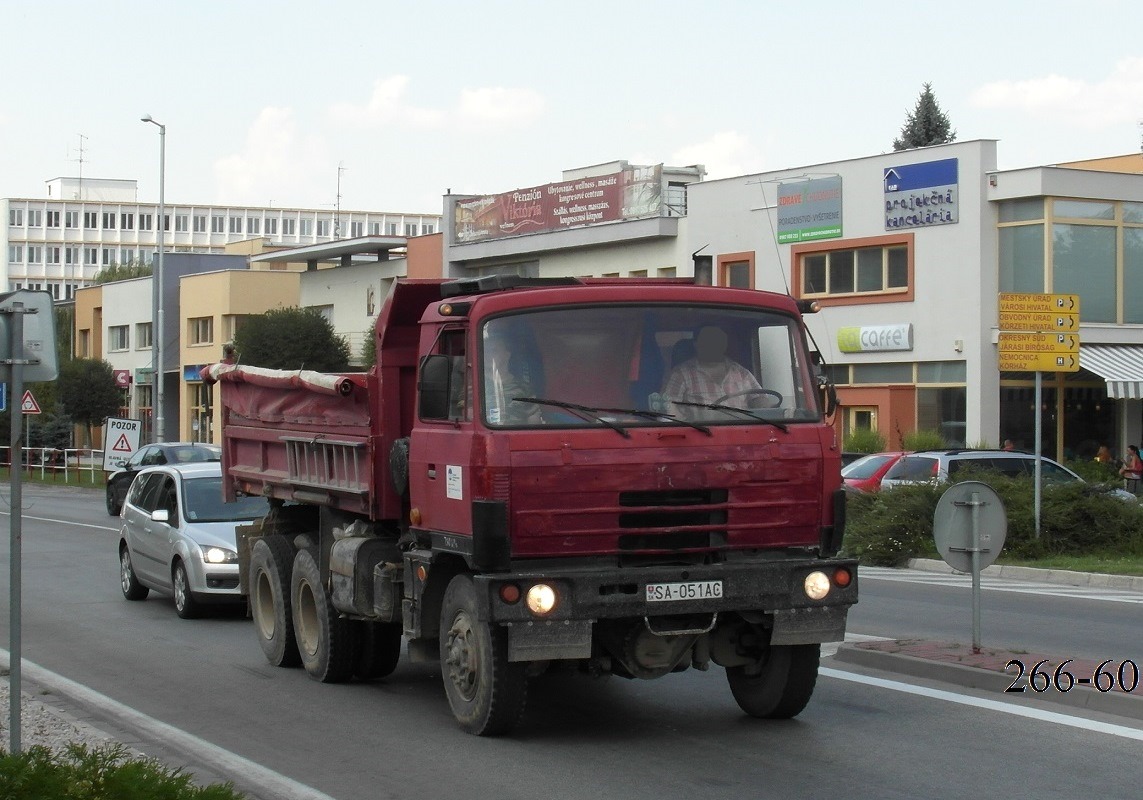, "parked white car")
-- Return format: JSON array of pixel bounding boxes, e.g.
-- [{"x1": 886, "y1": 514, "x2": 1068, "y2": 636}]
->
[{"x1": 118, "y1": 462, "x2": 268, "y2": 618}]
